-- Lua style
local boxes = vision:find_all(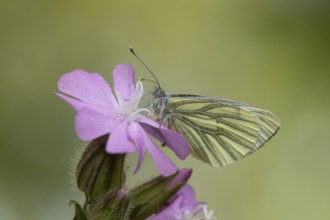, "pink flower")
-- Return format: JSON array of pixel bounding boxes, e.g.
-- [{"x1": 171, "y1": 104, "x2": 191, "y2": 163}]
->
[
  {"x1": 147, "y1": 185, "x2": 218, "y2": 220},
  {"x1": 56, "y1": 64, "x2": 190, "y2": 176}
]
